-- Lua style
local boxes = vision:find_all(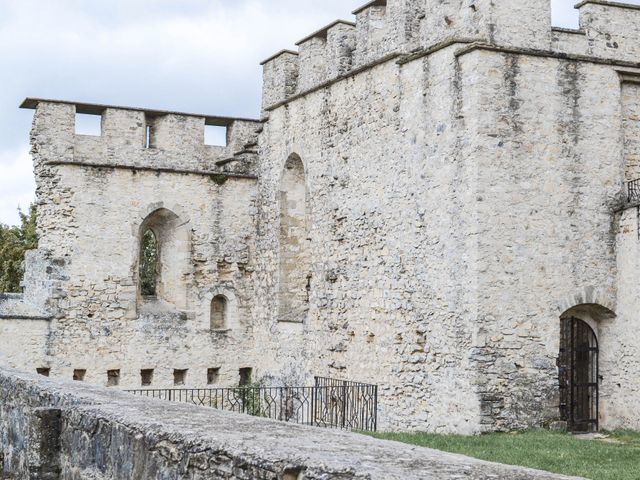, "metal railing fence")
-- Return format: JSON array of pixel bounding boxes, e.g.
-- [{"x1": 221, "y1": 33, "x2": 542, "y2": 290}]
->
[{"x1": 126, "y1": 376, "x2": 377, "y2": 432}]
